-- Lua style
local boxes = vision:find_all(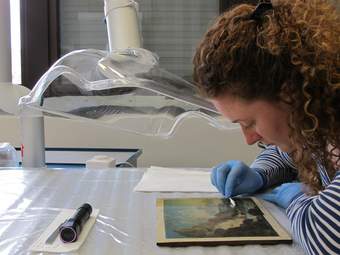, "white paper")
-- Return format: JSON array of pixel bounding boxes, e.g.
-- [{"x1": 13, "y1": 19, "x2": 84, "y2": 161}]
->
[
  {"x1": 133, "y1": 166, "x2": 218, "y2": 192},
  {"x1": 29, "y1": 208, "x2": 99, "y2": 253}
]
